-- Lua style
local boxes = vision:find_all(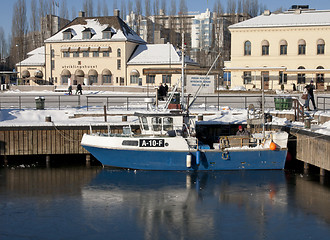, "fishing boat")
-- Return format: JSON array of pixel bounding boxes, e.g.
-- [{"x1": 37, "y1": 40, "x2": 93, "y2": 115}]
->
[{"x1": 81, "y1": 37, "x2": 289, "y2": 171}]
